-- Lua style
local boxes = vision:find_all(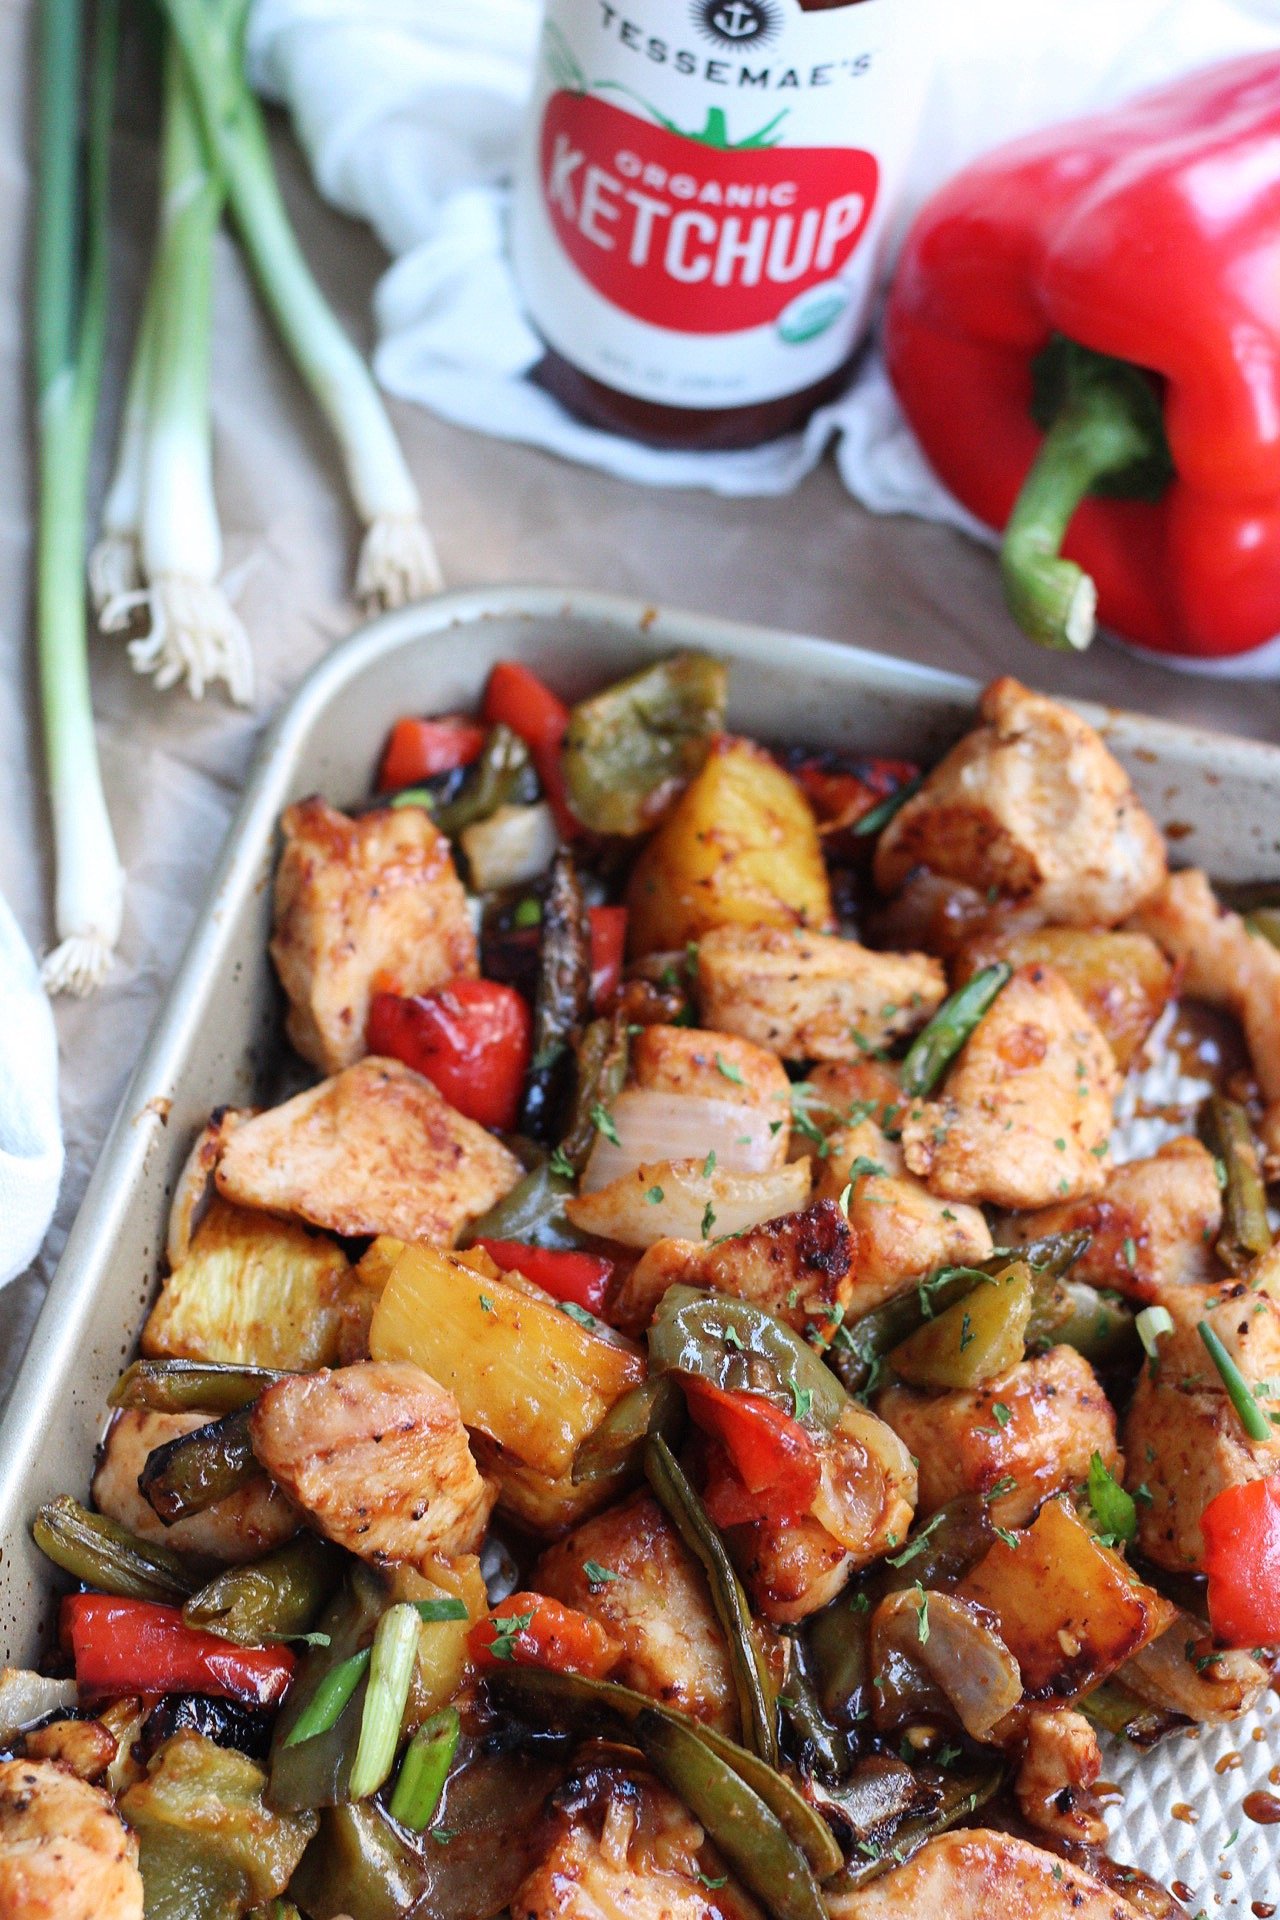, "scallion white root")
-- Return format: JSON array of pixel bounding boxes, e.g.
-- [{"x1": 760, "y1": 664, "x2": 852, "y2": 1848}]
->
[
  {"x1": 105, "y1": 36, "x2": 253, "y2": 706},
  {"x1": 35, "y1": 0, "x2": 124, "y2": 996},
  {"x1": 161, "y1": 0, "x2": 442, "y2": 609}
]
